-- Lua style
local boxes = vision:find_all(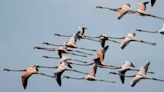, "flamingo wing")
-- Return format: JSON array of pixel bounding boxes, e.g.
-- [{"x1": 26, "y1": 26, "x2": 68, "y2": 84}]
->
[{"x1": 22, "y1": 73, "x2": 32, "y2": 89}]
